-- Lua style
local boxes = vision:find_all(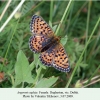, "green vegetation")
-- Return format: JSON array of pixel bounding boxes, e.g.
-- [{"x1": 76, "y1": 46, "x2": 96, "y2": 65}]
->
[{"x1": 0, "y1": 0, "x2": 100, "y2": 88}]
